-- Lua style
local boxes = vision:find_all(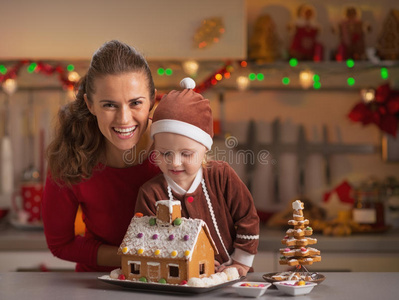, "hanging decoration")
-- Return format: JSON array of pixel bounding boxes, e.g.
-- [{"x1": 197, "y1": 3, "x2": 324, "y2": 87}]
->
[
  {"x1": 193, "y1": 17, "x2": 225, "y2": 49},
  {"x1": 1, "y1": 78, "x2": 18, "y2": 95},
  {"x1": 299, "y1": 69, "x2": 314, "y2": 89},
  {"x1": 348, "y1": 83, "x2": 399, "y2": 137},
  {"x1": 236, "y1": 76, "x2": 250, "y2": 91},
  {"x1": 0, "y1": 60, "x2": 77, "y2": 90},
  {"x1": 182, "y1": 60, "x2": 199, "y2": 77}
]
